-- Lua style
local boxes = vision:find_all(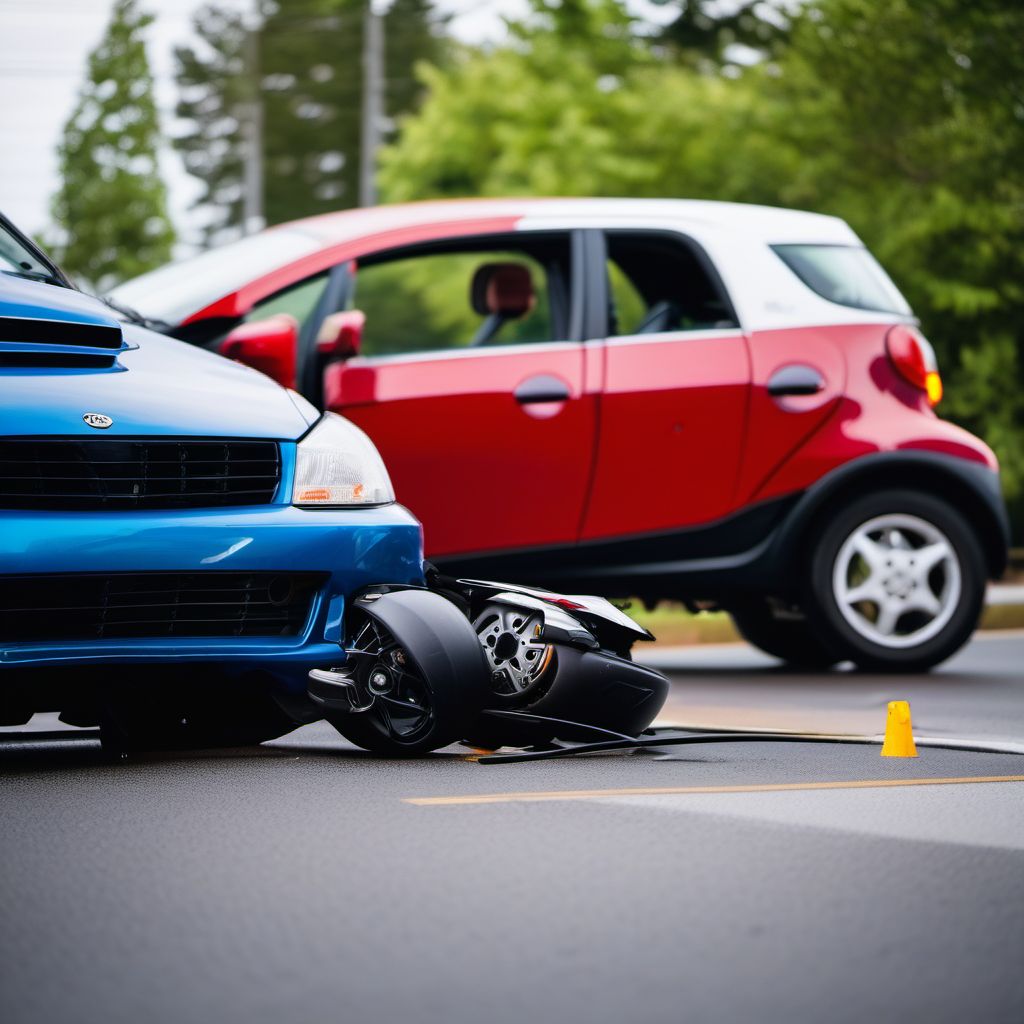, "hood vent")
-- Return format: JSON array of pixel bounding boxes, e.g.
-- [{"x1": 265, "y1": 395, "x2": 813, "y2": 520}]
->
[{"x1": 0, "y1": 315, "x2": 128, "y2": 369}]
